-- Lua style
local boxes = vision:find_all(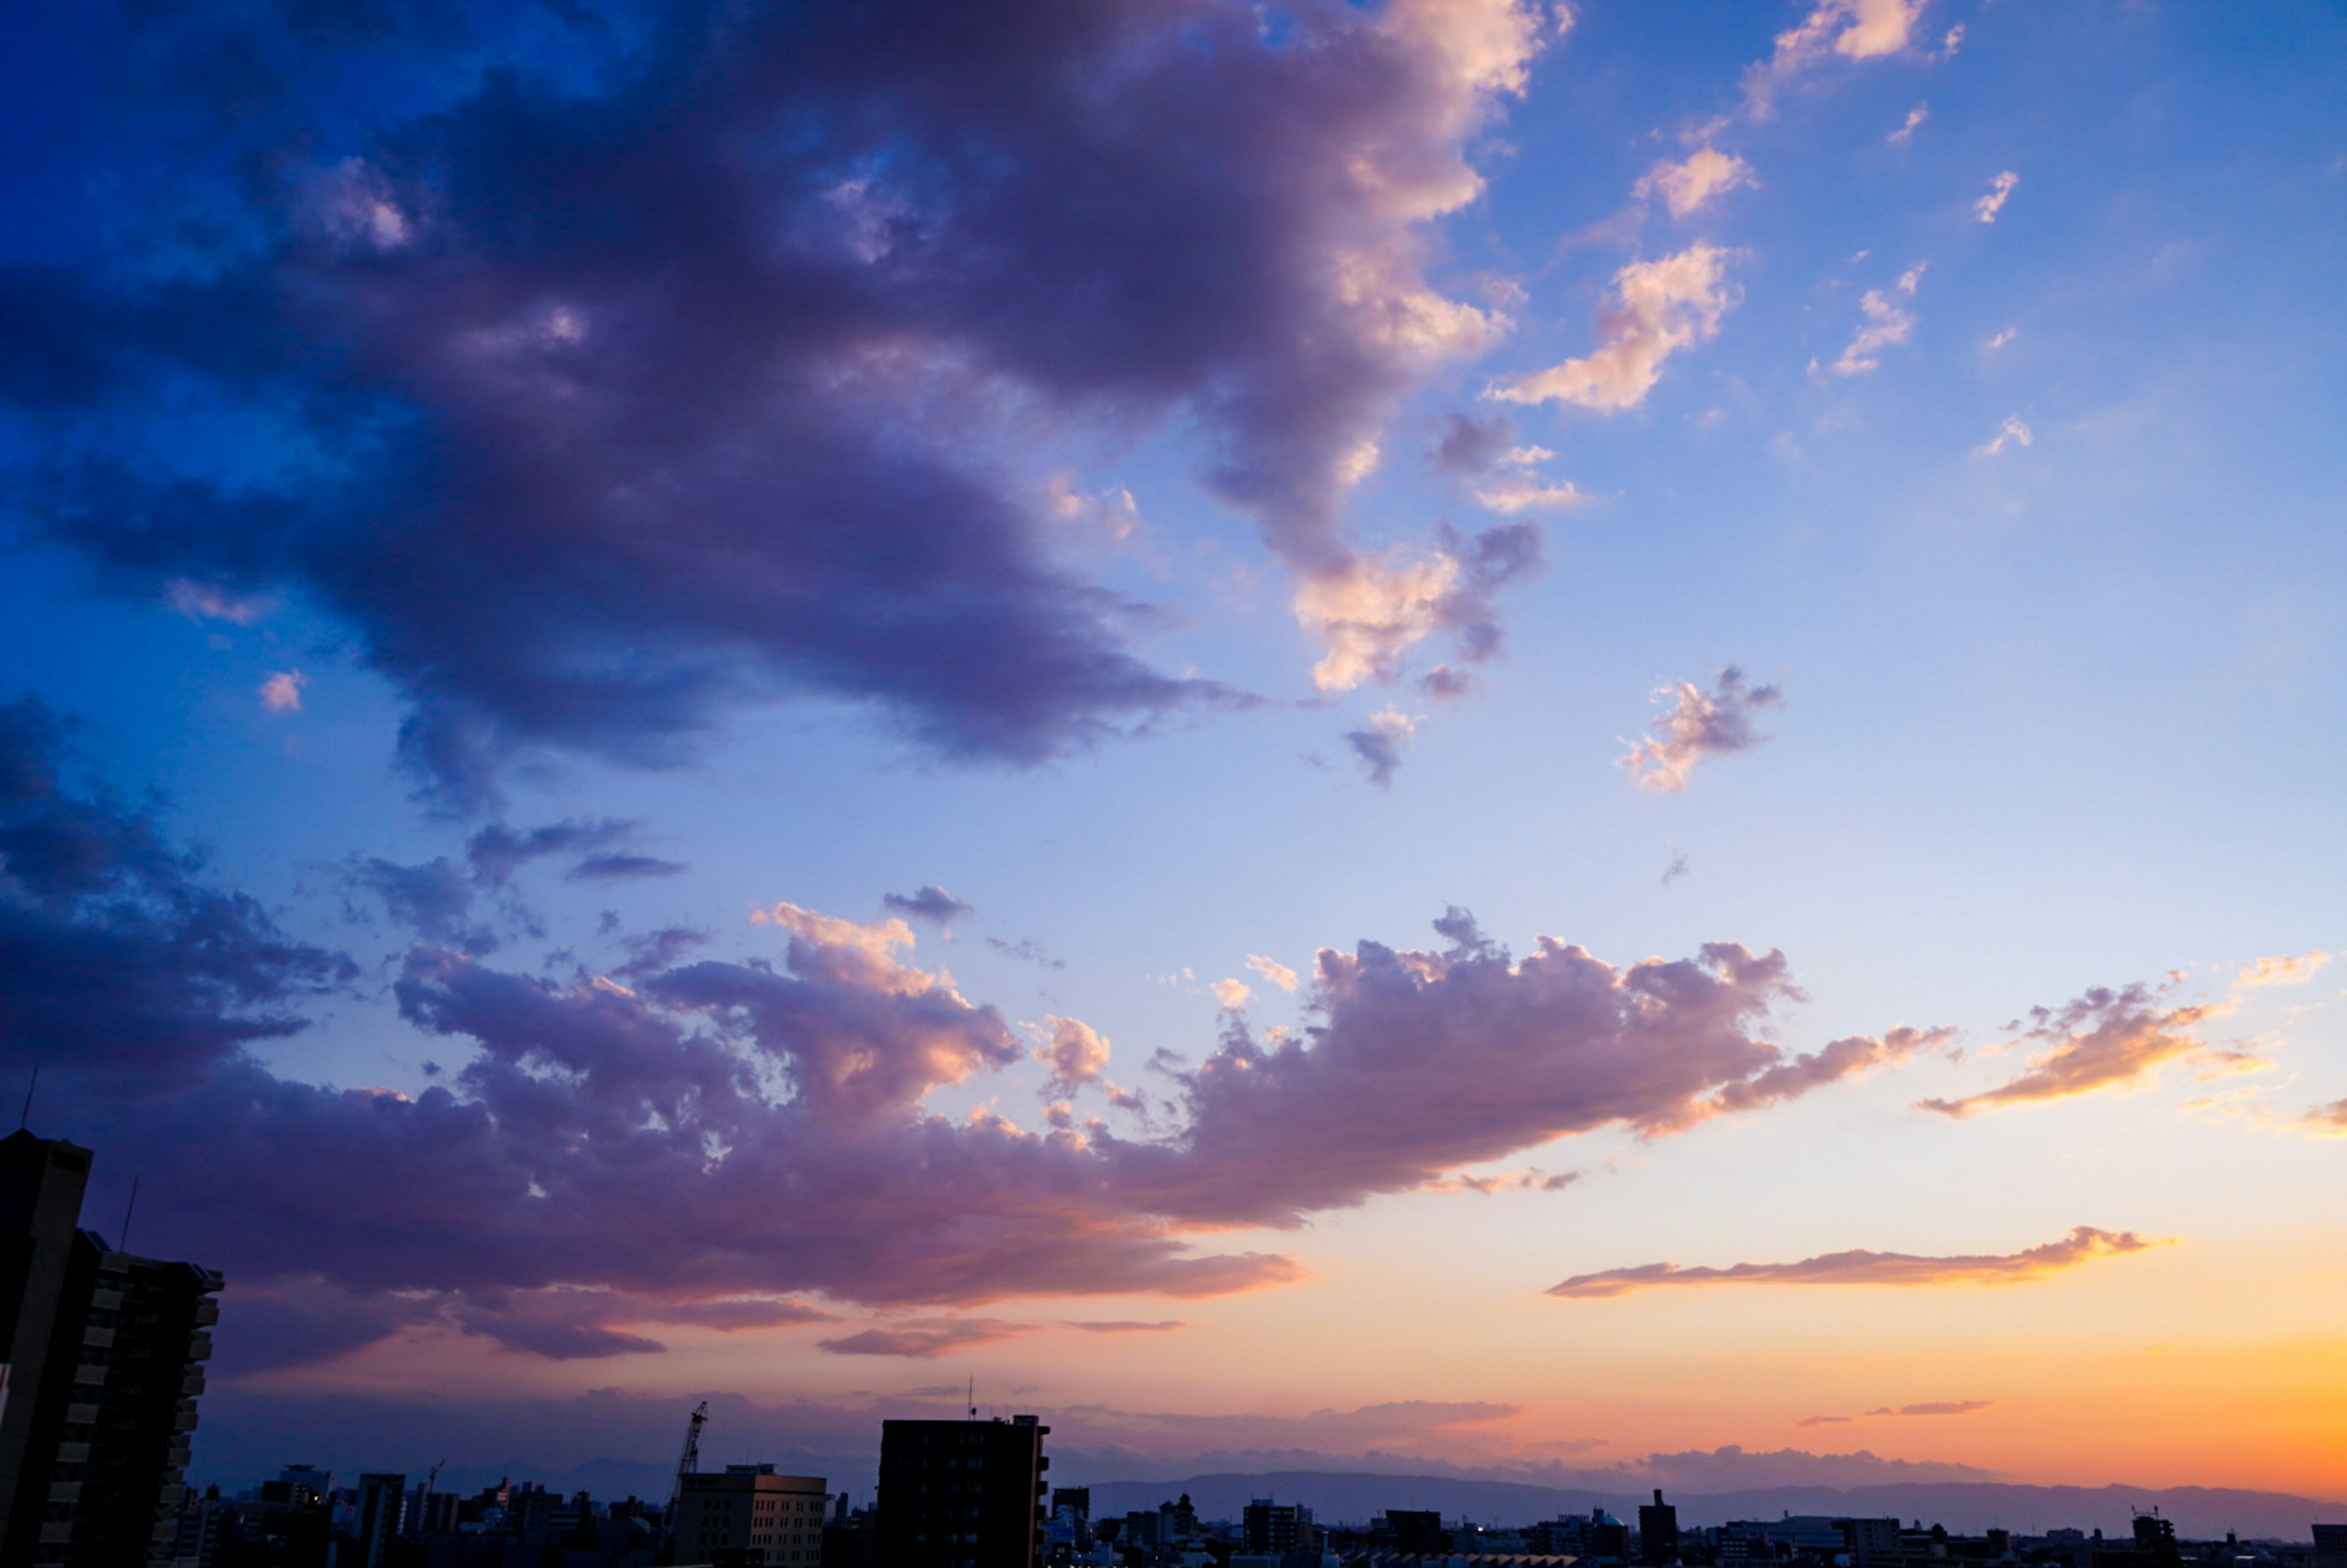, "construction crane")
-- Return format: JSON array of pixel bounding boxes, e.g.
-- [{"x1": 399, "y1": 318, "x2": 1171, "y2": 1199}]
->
[
  {"x1": 667, "y1": 1401, "x2": 708, "y2": 1522},
  {"x1": 417, "y1": 1460, "x2": 444, "y2": 1532}
]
